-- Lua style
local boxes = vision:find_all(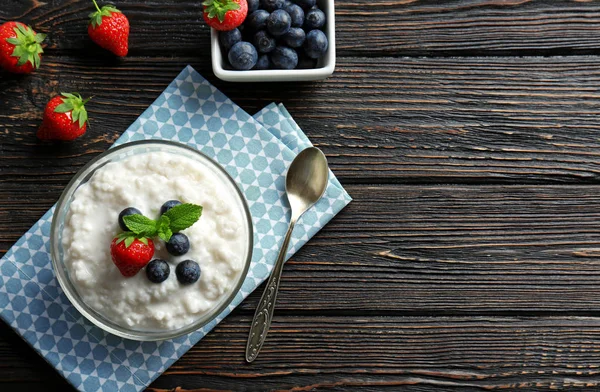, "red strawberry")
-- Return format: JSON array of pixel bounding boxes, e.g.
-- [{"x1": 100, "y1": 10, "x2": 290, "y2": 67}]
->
[
  {"x1": 0, "y1": 22, "x2": 46, "y2": 74},
  {"x1": 88, "y1": 0, "x2": 129, "y2": 57},
  {"x1": 37, "y1": 93, "x2": 90, "y2": 141},
  {"x1": 203, "y1": 0, "x2": 248, "y2": 31},
  {"x1": 110, "y1": 236, "x2": 155, "y2": 277}
]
